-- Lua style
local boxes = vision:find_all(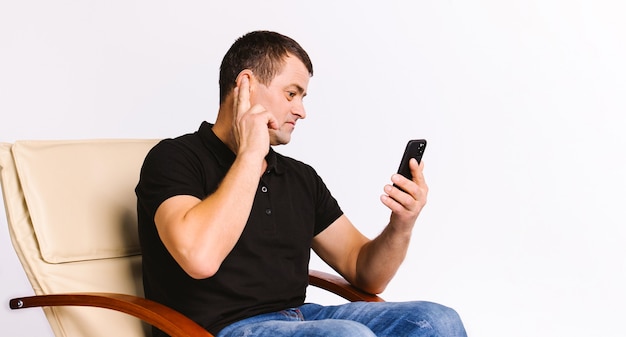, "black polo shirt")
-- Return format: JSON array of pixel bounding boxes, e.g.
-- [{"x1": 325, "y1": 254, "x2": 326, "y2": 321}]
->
[{"x1": 136, "y1": 122, "x2": 343, "y2": 336}]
